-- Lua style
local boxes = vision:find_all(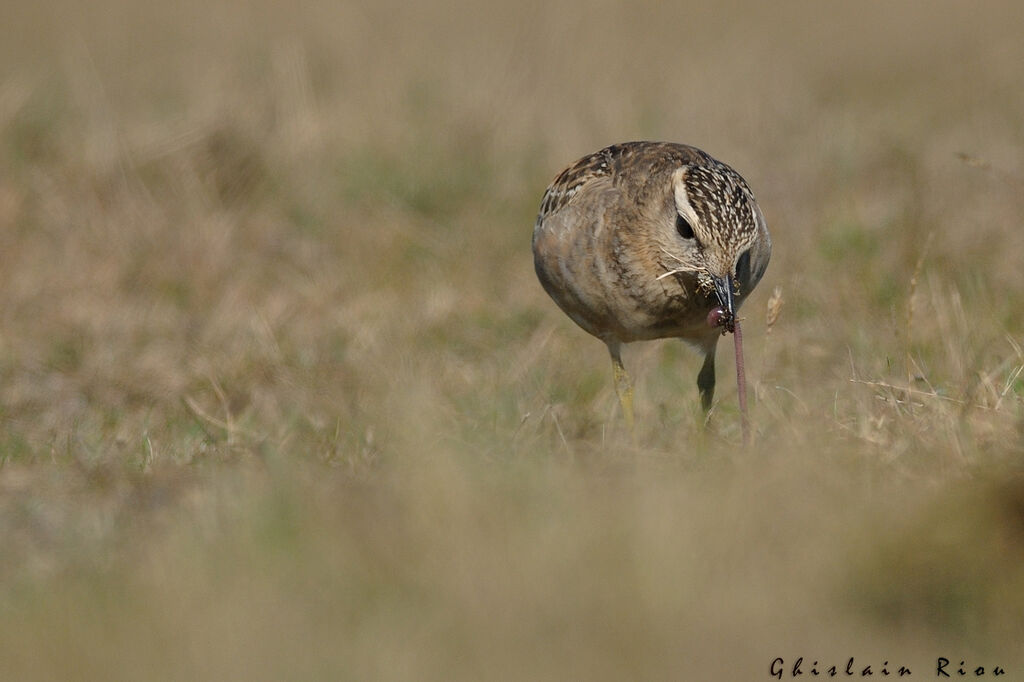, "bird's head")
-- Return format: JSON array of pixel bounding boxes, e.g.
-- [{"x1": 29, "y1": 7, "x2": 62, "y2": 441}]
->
[{"x1": 664, "y1": 162, "x2": 762, "y2": 327}]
